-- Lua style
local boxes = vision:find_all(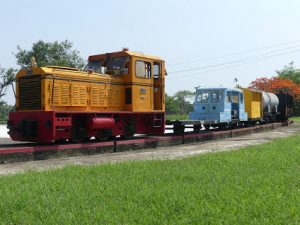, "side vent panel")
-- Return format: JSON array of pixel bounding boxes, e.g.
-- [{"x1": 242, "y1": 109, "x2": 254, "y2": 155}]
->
[{"x1": 19, "y1": 75, "x2": 41, "y2": 110}]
